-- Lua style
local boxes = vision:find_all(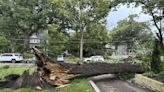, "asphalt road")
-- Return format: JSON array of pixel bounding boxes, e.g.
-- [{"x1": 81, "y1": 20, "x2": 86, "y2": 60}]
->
[
  {"x1": 0, "y1": 63, "x2": 34, "y2": 67},
  {"x1": 95, "y1": 80, "x2": 154, "y2": 92}
]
